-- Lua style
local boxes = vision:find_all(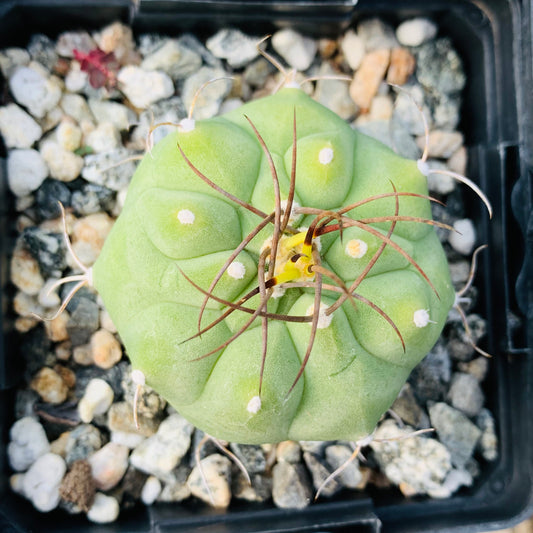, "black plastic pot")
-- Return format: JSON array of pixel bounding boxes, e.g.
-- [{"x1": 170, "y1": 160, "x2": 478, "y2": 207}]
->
[{"x1": 0, "y1": 1, "x2": 531, "y2": 532}]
